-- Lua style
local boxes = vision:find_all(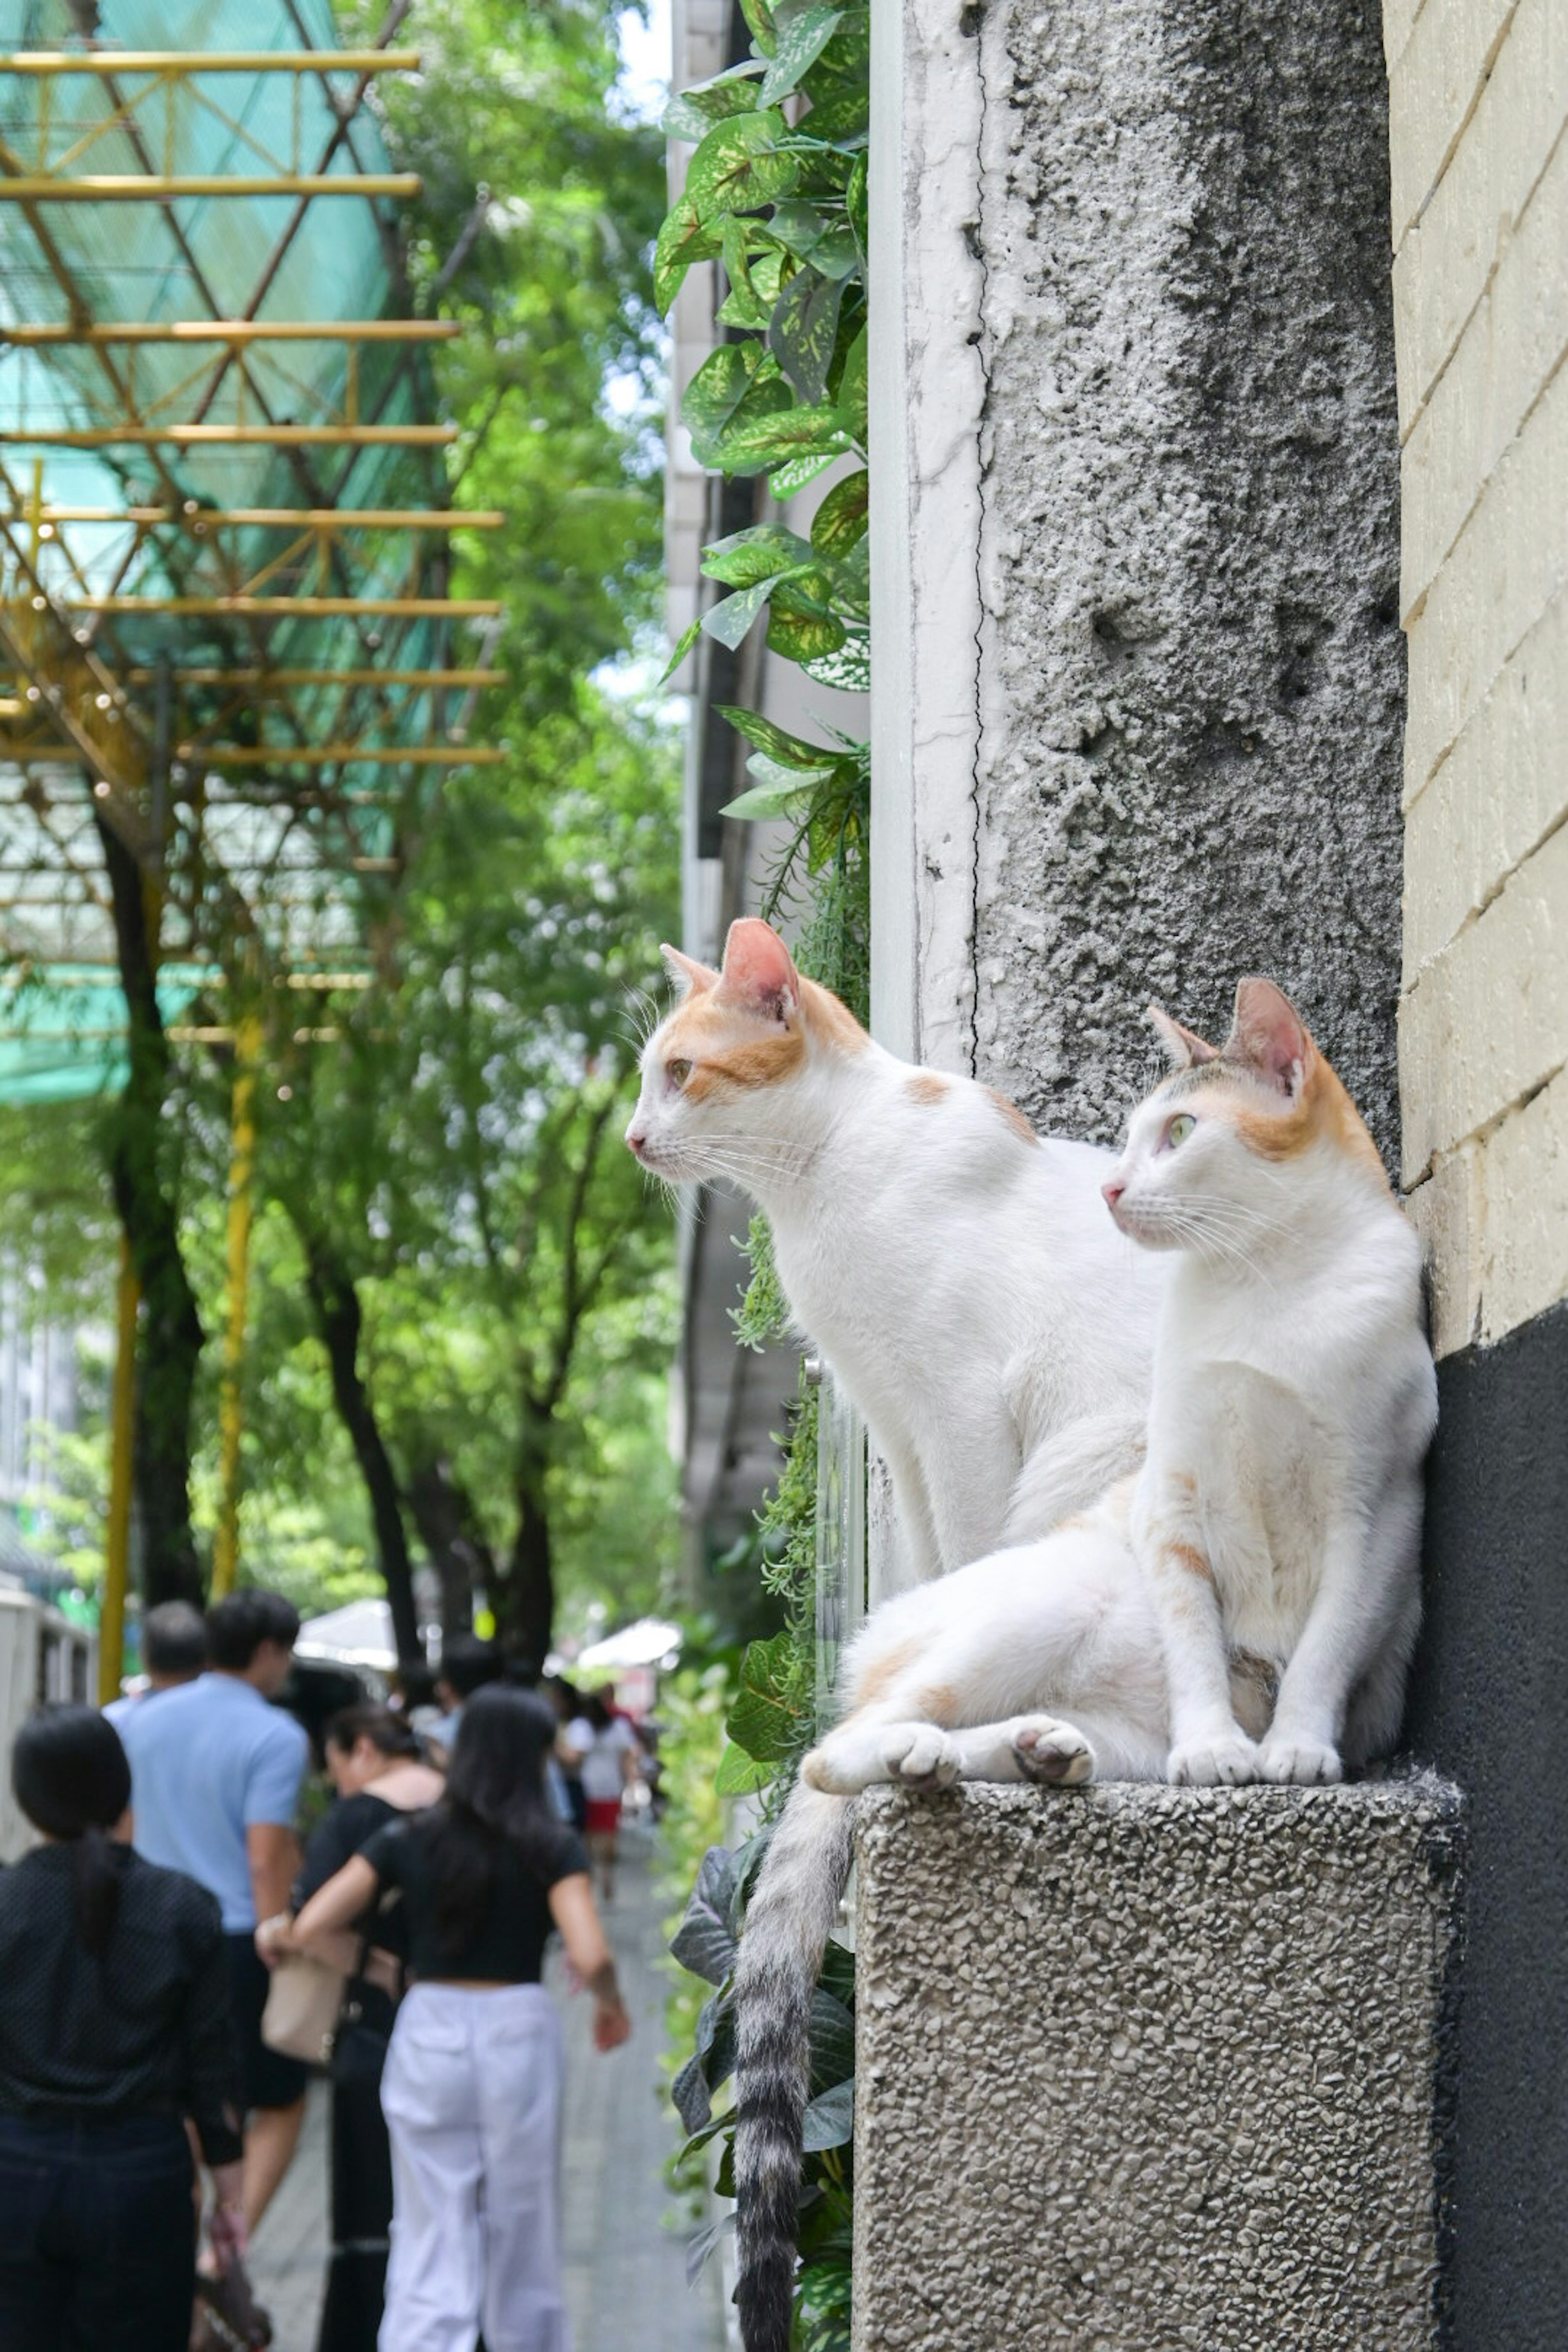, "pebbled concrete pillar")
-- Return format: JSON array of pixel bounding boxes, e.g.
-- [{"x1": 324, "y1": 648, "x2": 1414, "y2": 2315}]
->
[
  {"x1": 871, "y1": 0, "x2": 1404, "y2": 1163},
  {"x1": 851, "y1": 1780, "x2": 1463, "y2": 2352}
]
